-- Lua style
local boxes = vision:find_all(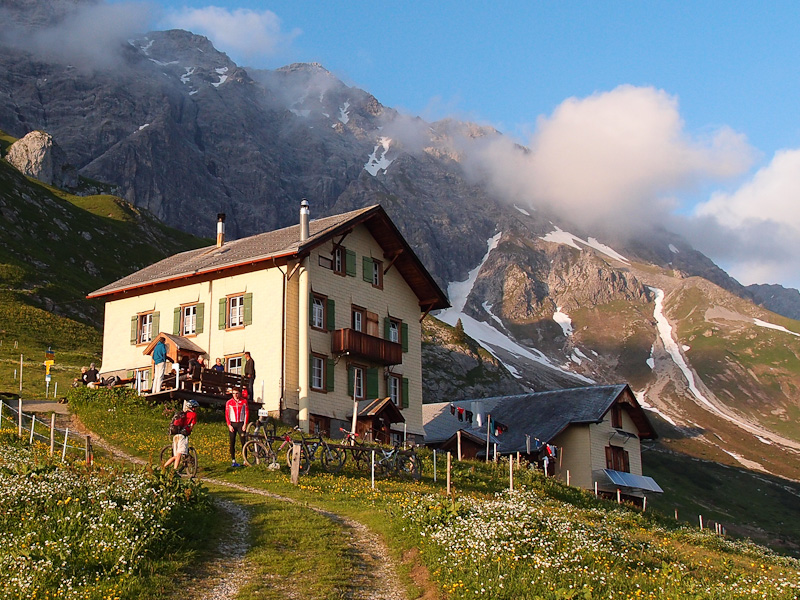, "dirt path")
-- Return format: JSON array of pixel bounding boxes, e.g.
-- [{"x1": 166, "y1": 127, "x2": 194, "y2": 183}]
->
[{"x1": 71, "y1": 416, "x2": 409, "y2": 600}]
